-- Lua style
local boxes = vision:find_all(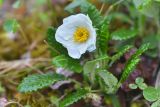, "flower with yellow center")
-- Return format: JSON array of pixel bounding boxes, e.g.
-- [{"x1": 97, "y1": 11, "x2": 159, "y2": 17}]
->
[
  {"x1": 55, "y1": 14, "x2": 96, "y2": 59},
  {"x1": 74, "y1": 27, "x2": 89, "y2": 43}
]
